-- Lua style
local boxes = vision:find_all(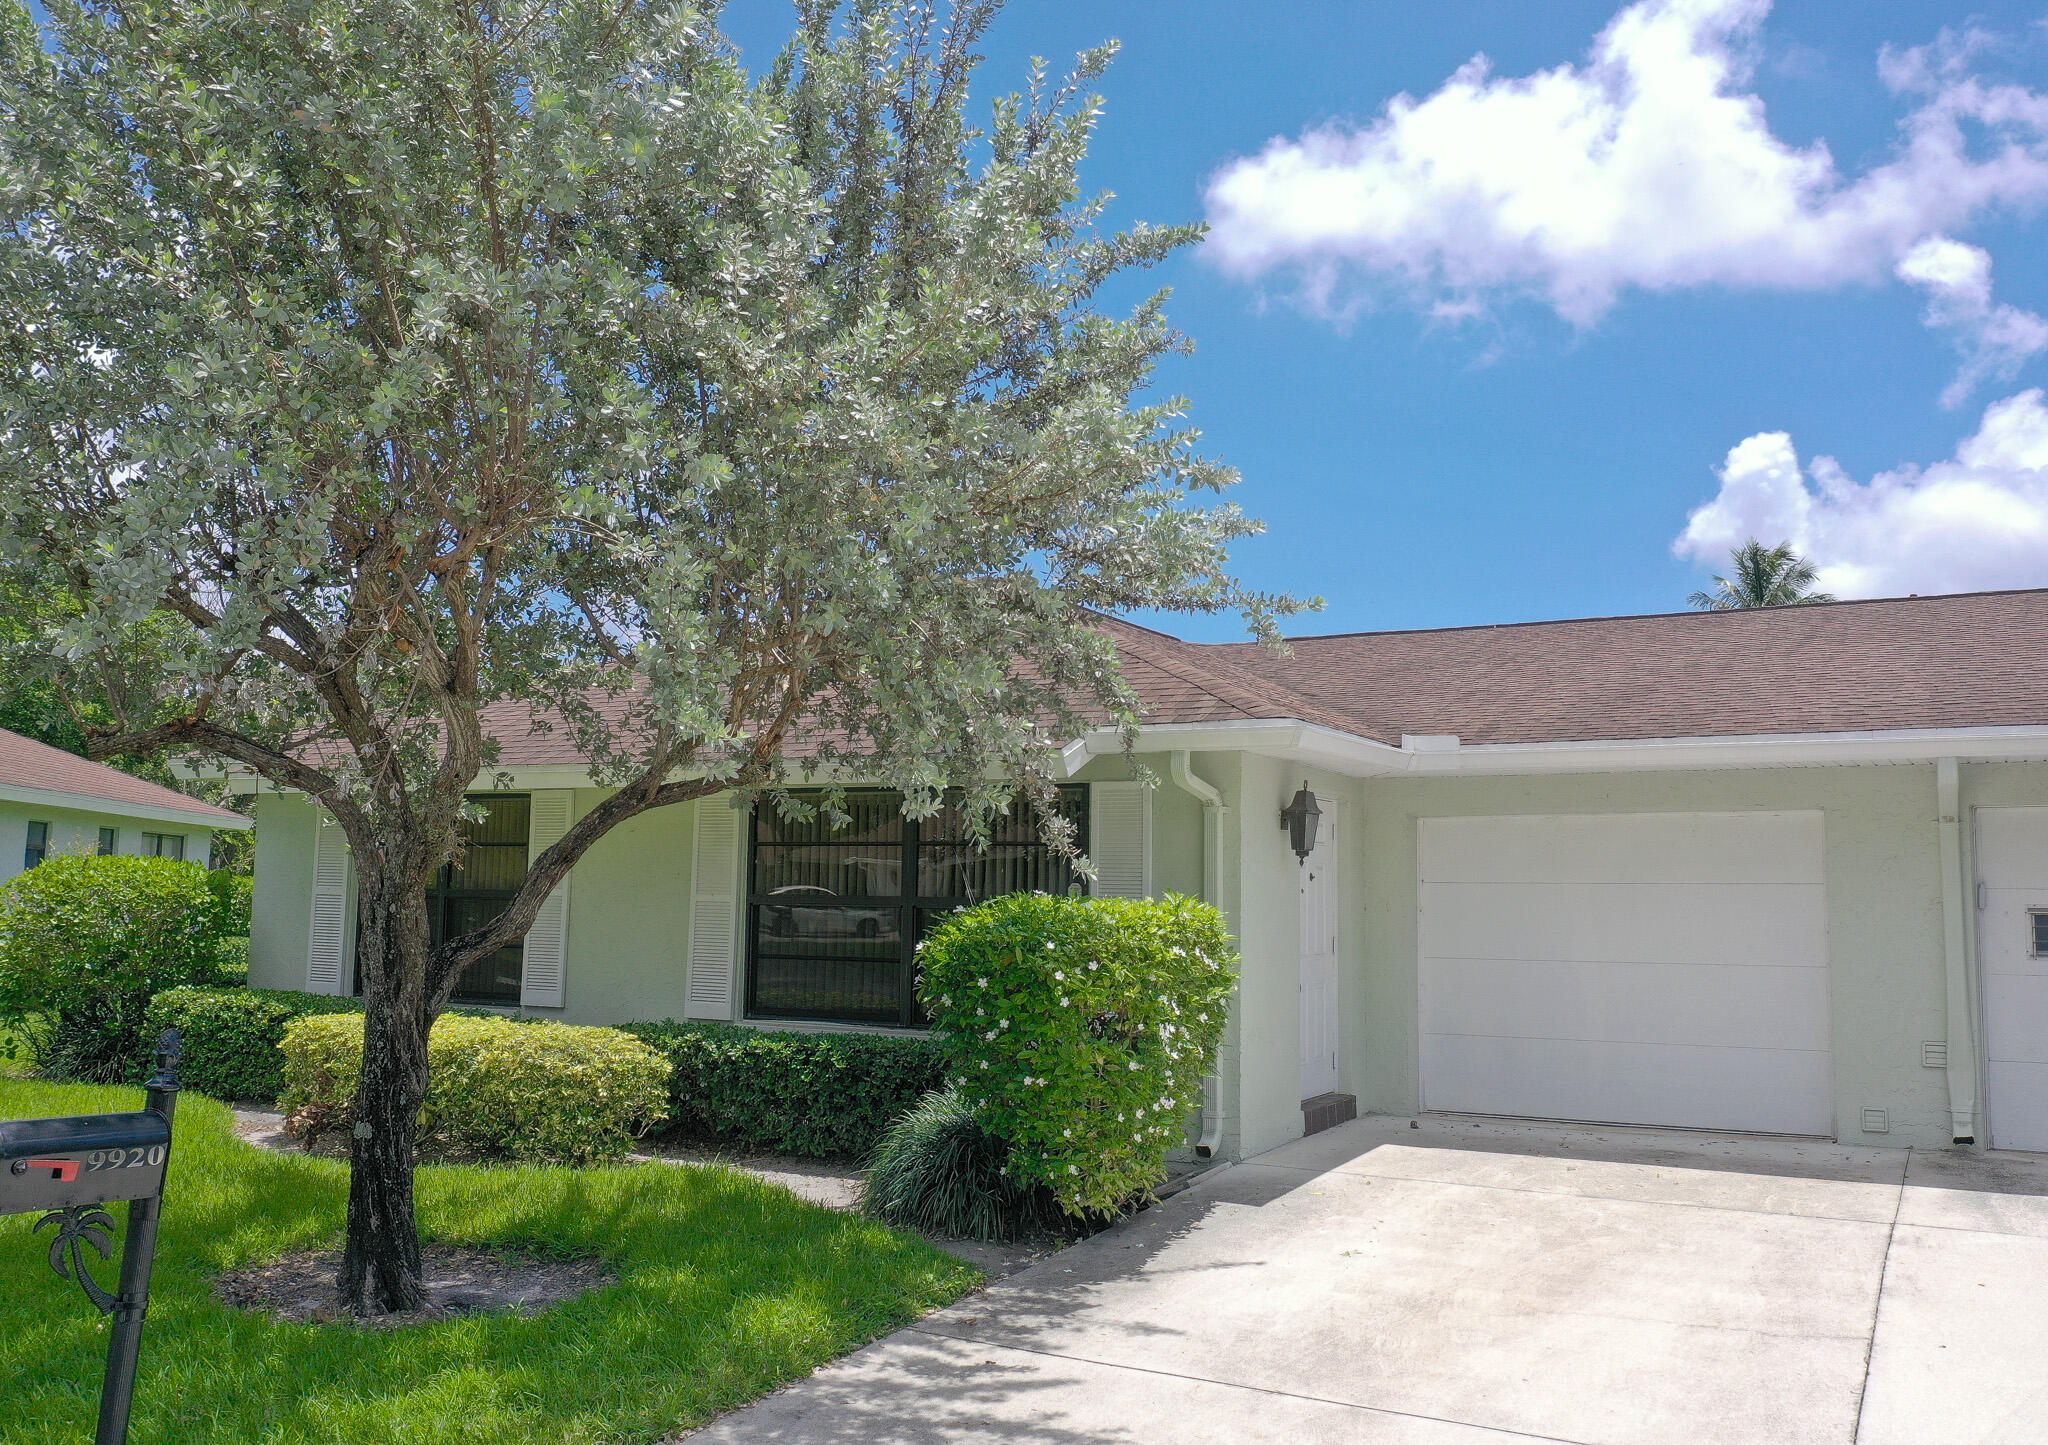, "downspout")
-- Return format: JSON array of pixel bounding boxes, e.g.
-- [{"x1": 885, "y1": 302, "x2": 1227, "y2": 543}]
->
[
  {"x1": 1167, "y1": 752, "x2": 1231, "y2": 1158},
  {"x1": 1936, "y1": 757, "x2": 1981, "y2": 1144}
]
